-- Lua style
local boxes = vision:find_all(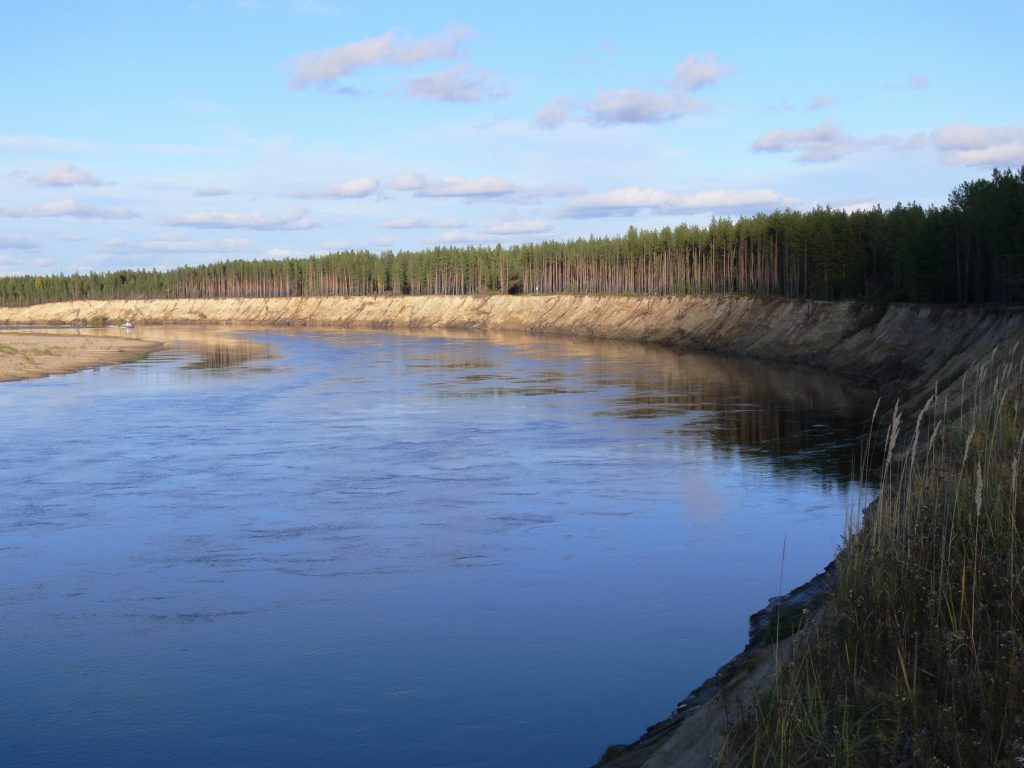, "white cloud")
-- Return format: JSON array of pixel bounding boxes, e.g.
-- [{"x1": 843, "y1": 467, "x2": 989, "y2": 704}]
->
[
  {"x1": 674, "y1": 53, "x2": 736, "y2": 91},
  {"x1": 379, "y1": 217, "x2": 465, "y2": 230},
  {"x1": 562, "y1": 186, "x2": 785, "y2": 218},
  {"x1": 752, "y1": 119, "x2": 871, "y2": 163},
  {"x1": 419, "y1": 175, "x2": 516, "y2": 197},
  {"x1": 318, "y1": 236, "x2": 393, "y2": 252},
  {"x1": 563, "y1": 187, "x2": 677, "y2": 217},
  {"x1": 483, "y1": 220, "x2": 550, "y2": 235},
  {"x1": 0, "y1": 198, "x2": 137, "y2": 219},
  {"x1": 931, "y1": 123, "x2": 1024, "y2": 166},
  {"x1": 392, "y1": 174, "x2": 517, "y2": 198},
  {"x1": 839, "y1": 201, "x2": 882, "y2": 214},
  {"x1": 267, "y1": 247, "x2": 306, "y2": 258},
  {"x1": 436, "y1": 229, "x2": 487, "y2": 244},
  {"x1": 290, "y1": 33, "x2": 394, "y2": 86},
  {"x1": 131, "y1": 233, "x2": 257, "y2": 253},
  {"x1": 539, "y1": 54, "x2": 728, "y2": 130},
  {"x1": 807, "y1": 94, "x2": 836, "y2": 111},
  {"x1": 381, "y1": 217, "x2": 430, "y2": 229},
  {"x1": 931, "y1": 123, "x2": 1015, "y2": 150},
  {"x1": 390, "y1": 172, "x2": 427, "y2": 190},
  {"x1": 193, "y1": 187, "x2": 234, "y2": 197},
  {"x1": 0, "y1": 235, "x2": 39, "y2": 250},
  {"x1": 164, "y1": 206, "x2": 317, "y2": 230},
  {"x1": 535, "y1": 95, "x2": 574, "y2": 129},
  {"x1": 406, "y1": 65, "x2": 507, "y2": 103},
  {"x1": 522, "y1": 183, "x2": 586, "y2": 201},
  {"x1": 296, "y1": 176, "x2": 380, "y2": 198},
  {"x1": 288, "y1": 25, "x2": 472, "y2": 89},
  {"x1": 390, "y1": 174, "x2": 573, "y2": 206},
  {"x1": 678, "y1": 189, "x2": 786, "y2": 210},
  {"x1": 31, "y1": 164, "x2": 106, "y2": 187},
  {"x1": 585, "y1": 89, "x2": 705, "y2": 126}
]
